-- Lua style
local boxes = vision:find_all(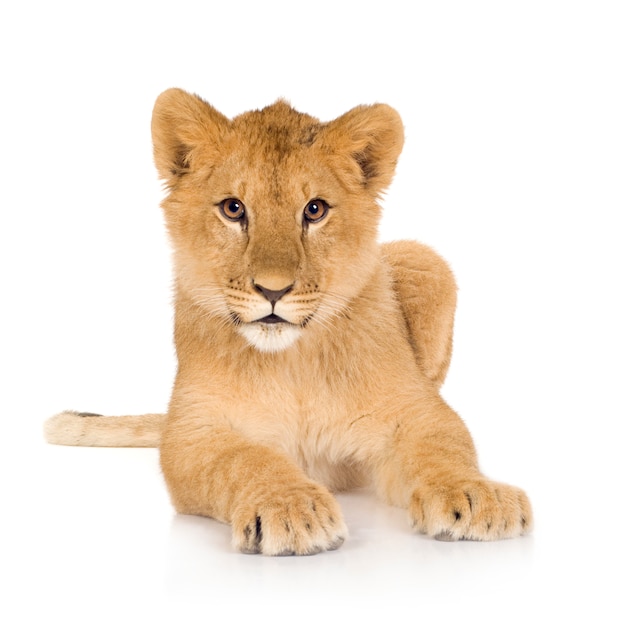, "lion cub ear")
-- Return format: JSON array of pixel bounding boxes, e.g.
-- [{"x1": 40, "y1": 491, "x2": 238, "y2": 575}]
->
[
  {"x1": 317, "y1": 104, "x2": 404, "y2": 195},
  {"x1": 151, "y1": 88, "x2": 230, "y2": 186}
]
